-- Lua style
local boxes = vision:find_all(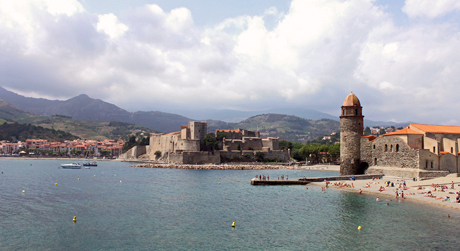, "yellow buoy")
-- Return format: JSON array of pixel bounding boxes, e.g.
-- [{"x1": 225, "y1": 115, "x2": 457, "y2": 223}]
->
[
  {"x1": 120, "y1": 180, "x2": 122, "y2": 183},
  {"x1": 358, "y1": 226, "x2": 362, "y2": 230},
  {"x1": 78, "y1": 178, "x2": 80, "y2": 180},
  {"x1": 55, "y1": 183, "x2": 58, "y2": 186},
  {"x1": 231, "y1": 222, "x2": 235, "y2": 227},
  {"x1": 22, "y1": 190, "x2": 25, "y2": 193},
  {"x1": 102, "y1": 172, "x2": 104, "y2": 174},
  {"x1": 94, "y1": 175, "x2": 96, "y2": 177},
  {"x1": 73, "y1": 216, "x2": 77, "y2": 222},
  {"x1": 218, "y1": 182, "x2": 220, "y2": 185}
]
